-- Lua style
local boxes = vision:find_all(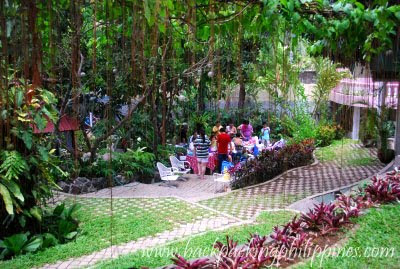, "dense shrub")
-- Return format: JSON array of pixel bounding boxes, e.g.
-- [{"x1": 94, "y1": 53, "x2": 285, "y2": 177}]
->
[
  {"x1": 80, "y1": 148, "x2": 155, "y2": 180},
  {"x1": 0, "y1": 85, "x2": 66, "y2": 238},
  {"x1": 231, "y1": 139, "x2": 315, "y2": 189},
  {"x1": 0, "y1": 203, "x2": 80, "y2": 260},
  {"x1": 282, "y1": 108, "x2": 317, "y2": 143},
  {"x1": 334, "y1": 124, "x2": 346, "y2": 140},
  {"x1": 315, "y1": 124, "x2": 336, "y2": 146}
]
